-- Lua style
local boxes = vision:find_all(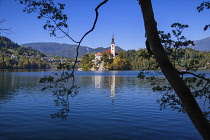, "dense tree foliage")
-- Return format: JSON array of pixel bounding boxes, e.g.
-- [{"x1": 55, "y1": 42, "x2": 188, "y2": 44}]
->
[
  {"x1": 124, "y1": 48, "x2": 210, "y2": 70},
  {"x1": 109, "y1": 51, "x2": 131, "y2": 70},
  {"x1": 0, "y1": 36, "x2": 49, "y2": 69},
  {"x1": 124, "y1": 49, "x2": 157, "y2": 70},
  {"x1": 102, "y1": 52, "x2": 112, "y2": 69},
  {"x1": 81, "y1": 54, "x2": 93, "y2": 71}
]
